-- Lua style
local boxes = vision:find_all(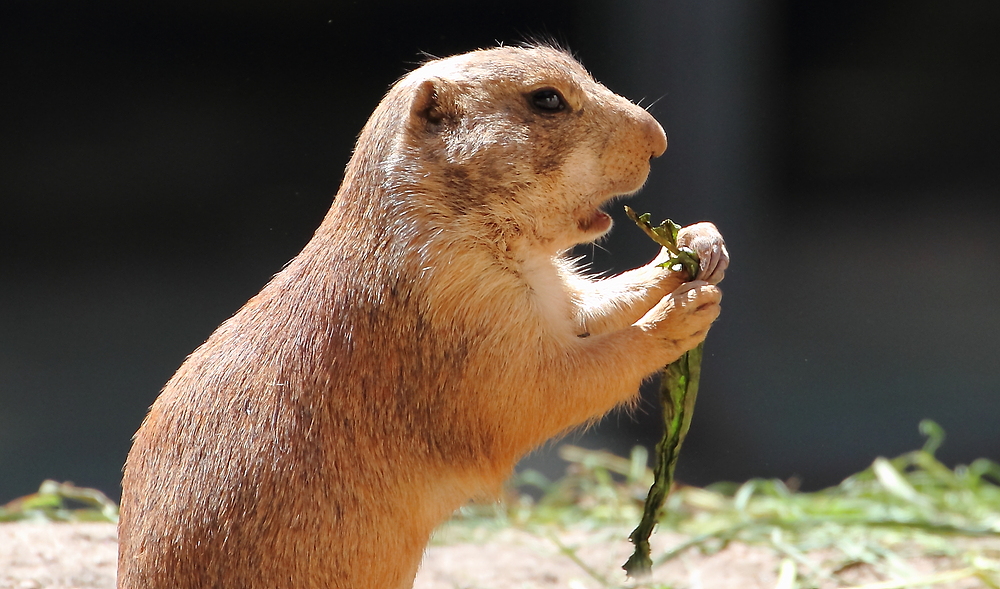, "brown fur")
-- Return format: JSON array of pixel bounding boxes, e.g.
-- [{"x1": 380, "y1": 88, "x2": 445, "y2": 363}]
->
[{"x1": 118, "y1": 45, "x2": 727, "y2": 589}]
